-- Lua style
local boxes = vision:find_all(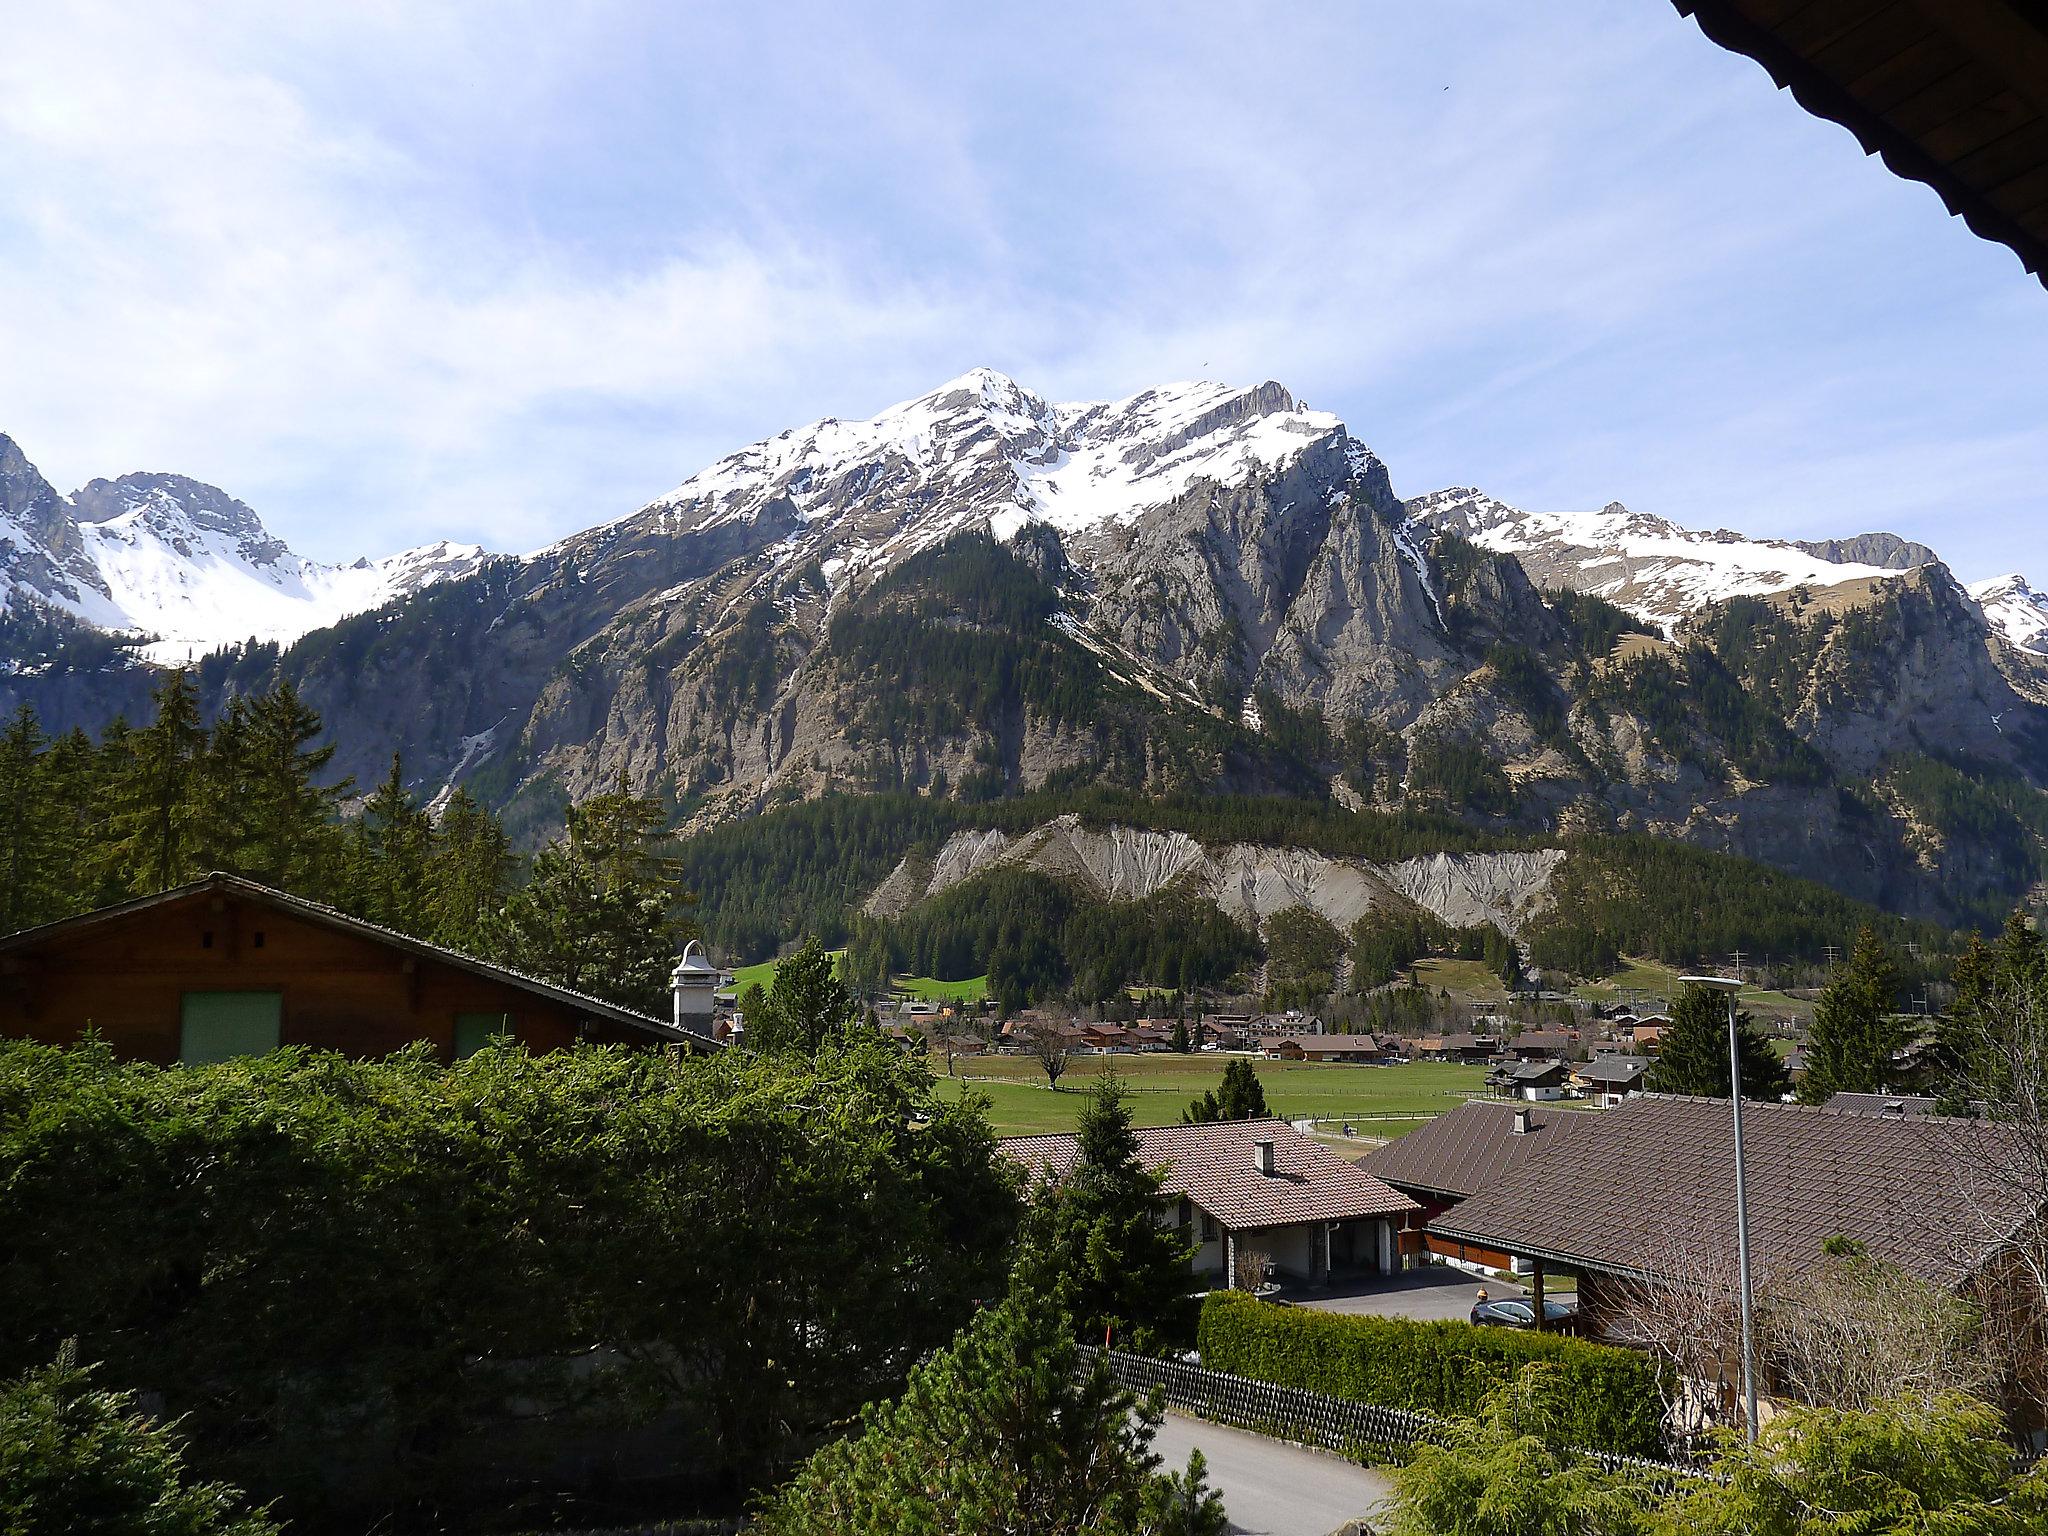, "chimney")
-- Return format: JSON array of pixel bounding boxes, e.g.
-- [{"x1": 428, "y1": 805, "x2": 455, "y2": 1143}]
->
[
  {"x1": 1512, "y1": 1106, "x2": 1533, "y2": 1136},
  {"x1": 1252, "y1": 1137, "x2": 1276, "y2": 1176}
]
